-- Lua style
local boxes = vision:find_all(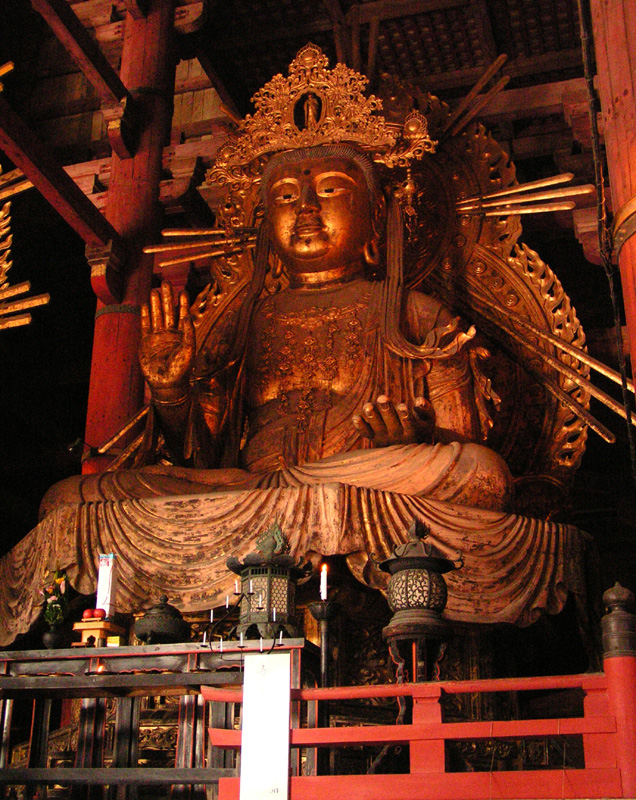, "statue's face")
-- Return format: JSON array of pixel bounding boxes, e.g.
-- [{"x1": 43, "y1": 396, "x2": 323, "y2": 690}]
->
[{"x1": 265, "y1": 156, "x2": 375, "y2": 277}]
